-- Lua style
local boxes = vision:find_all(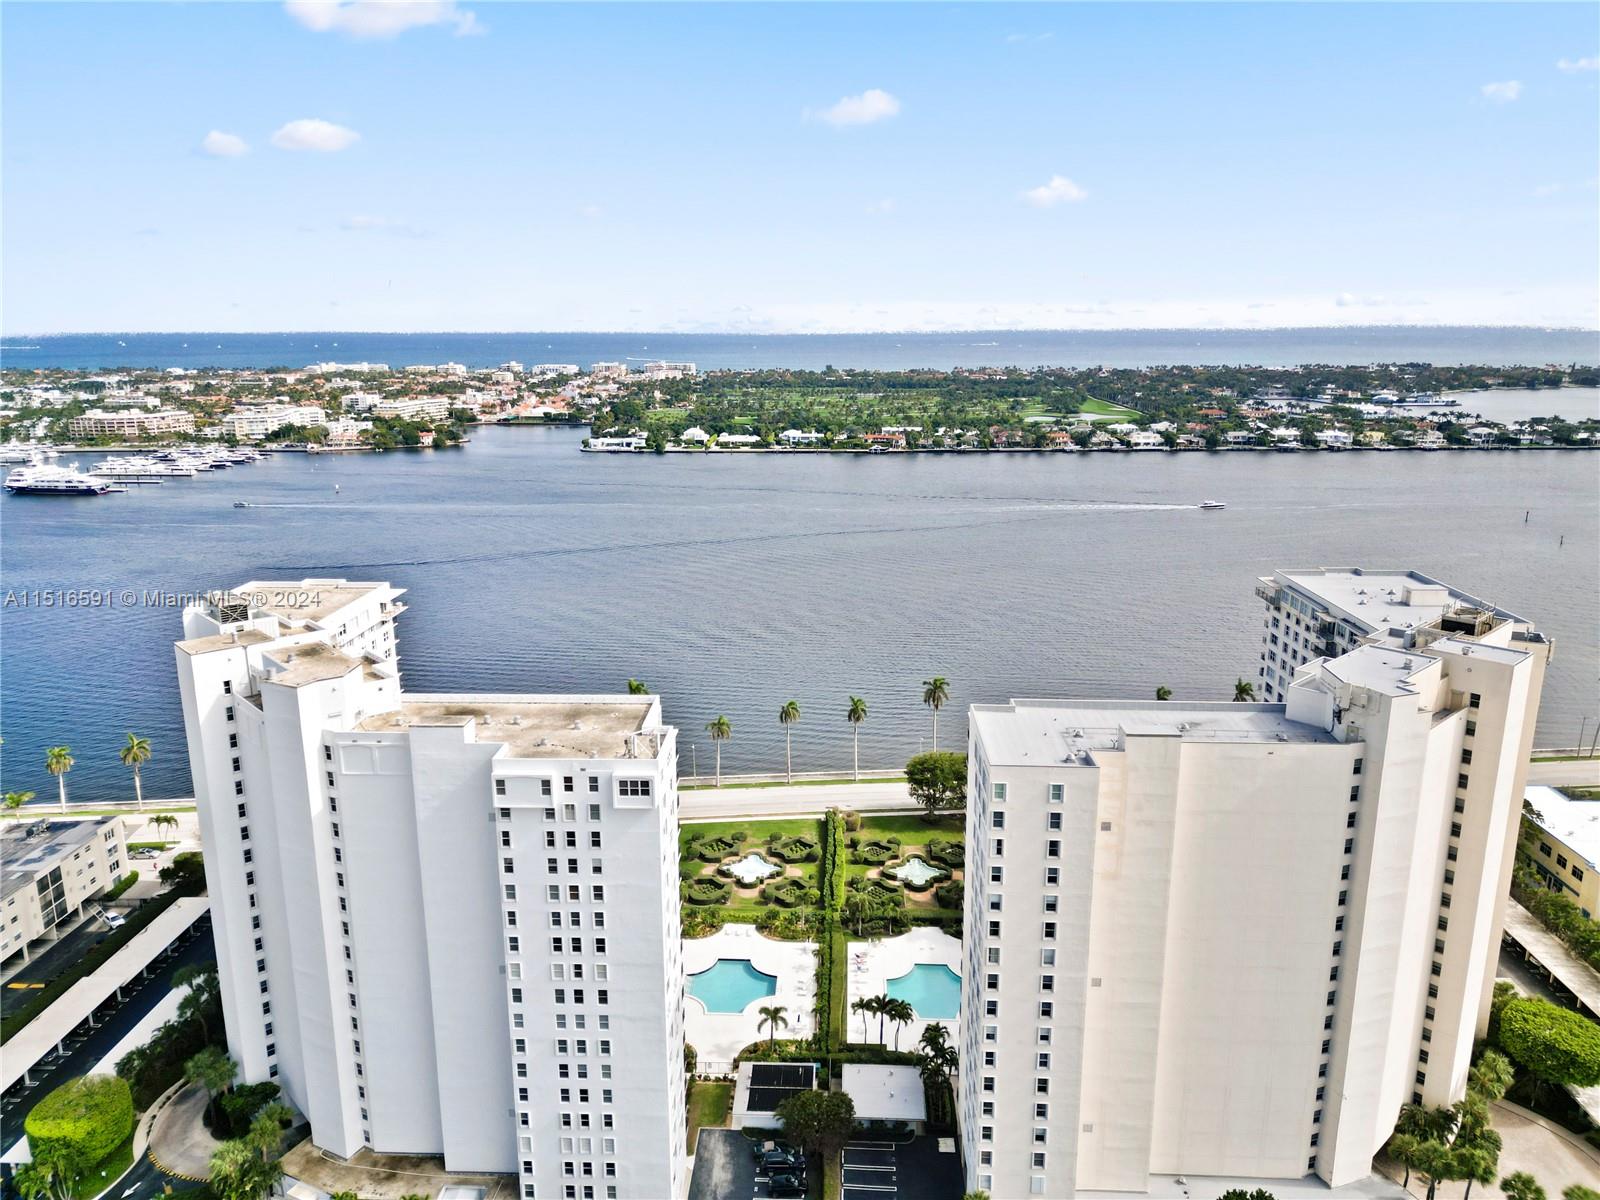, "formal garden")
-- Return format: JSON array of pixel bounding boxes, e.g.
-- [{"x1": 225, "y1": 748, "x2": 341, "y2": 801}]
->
[{"x1": 680, "y1": 810, "x2": 963, "y2": 942}]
